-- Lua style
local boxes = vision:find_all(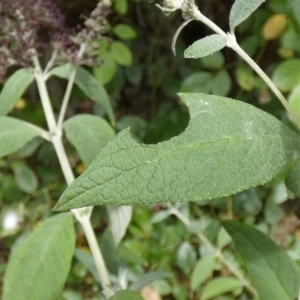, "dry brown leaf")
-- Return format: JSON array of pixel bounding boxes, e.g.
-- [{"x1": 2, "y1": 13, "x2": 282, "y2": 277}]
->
[
  {"x1": 263, "y1": 14, "x2": 287, "y2": 40},
  {"x1": 141, "y1": 285, "x2": 162, "y2": 300}
]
